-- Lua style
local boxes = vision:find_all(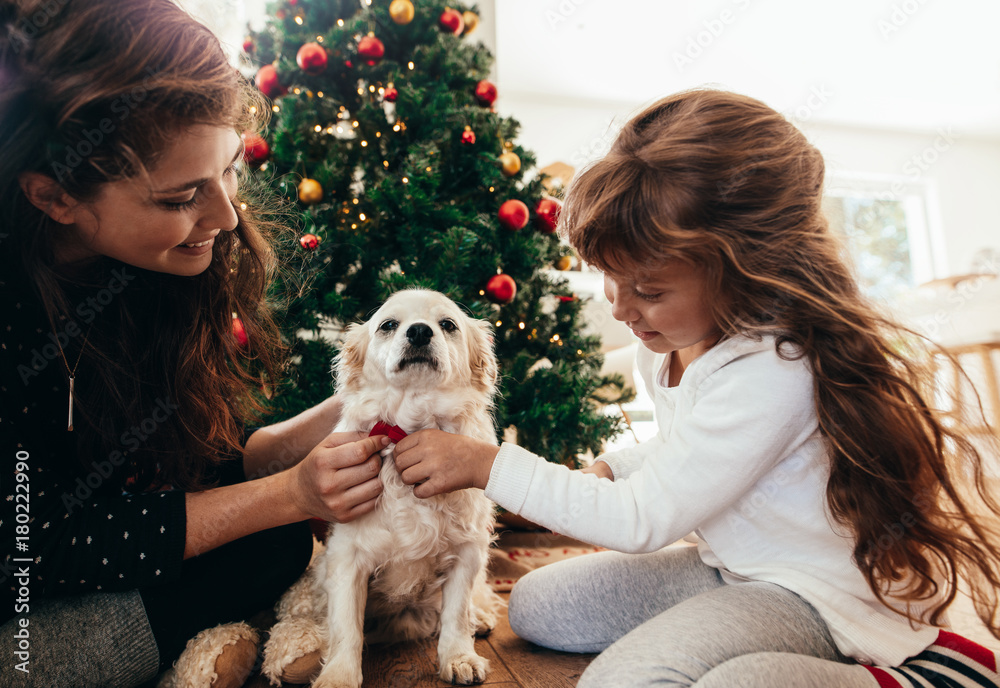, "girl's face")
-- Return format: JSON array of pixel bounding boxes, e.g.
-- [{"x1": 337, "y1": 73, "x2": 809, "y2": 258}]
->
[
  {"x1": 55, "y1": 125, "x2": 242, "y2": 277},
  {"x1": 603, "y1": 259, "x2": 721, "y2": 355}
]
